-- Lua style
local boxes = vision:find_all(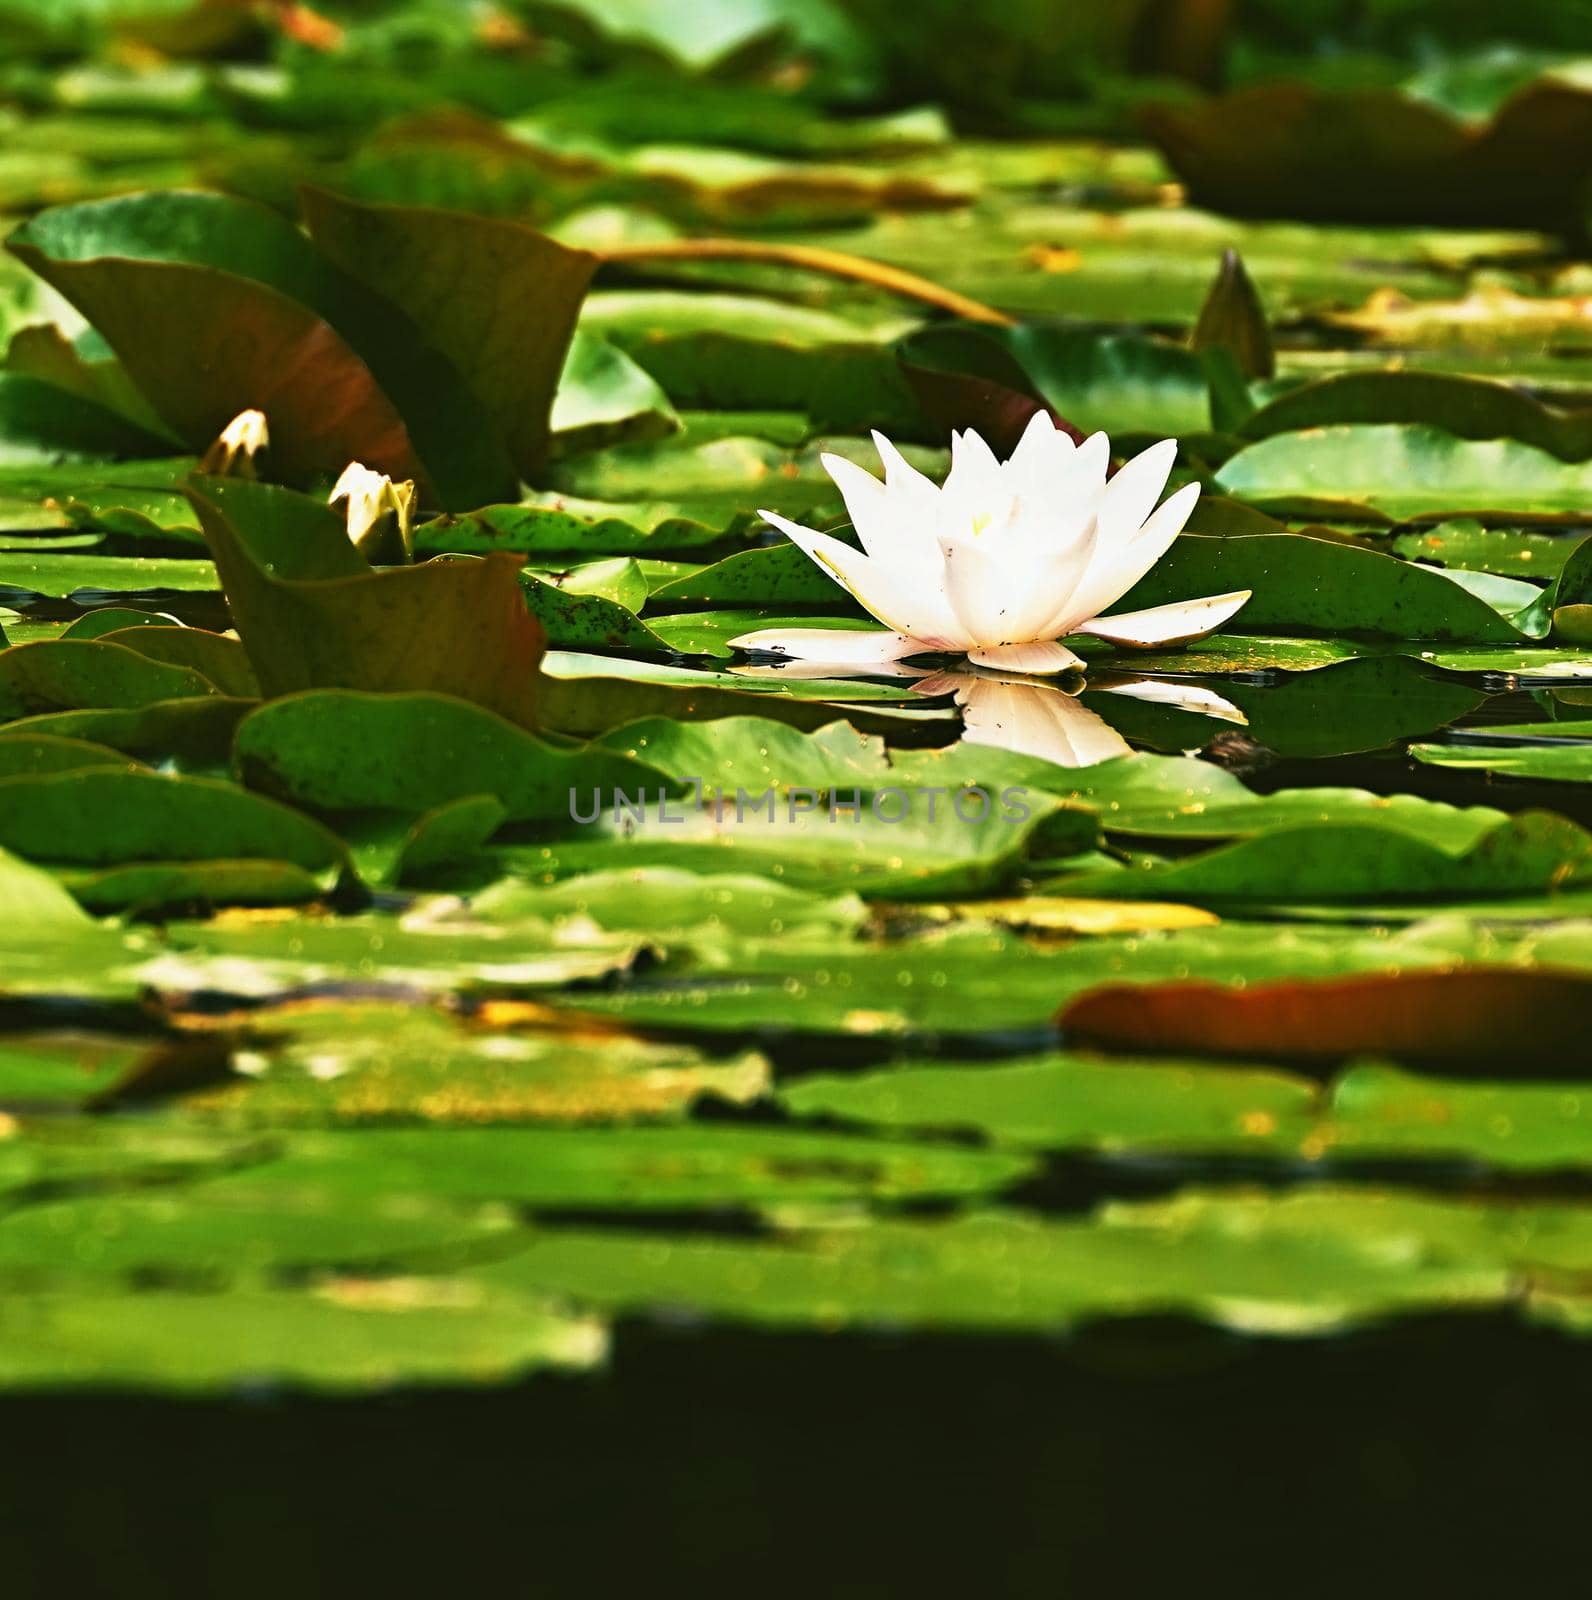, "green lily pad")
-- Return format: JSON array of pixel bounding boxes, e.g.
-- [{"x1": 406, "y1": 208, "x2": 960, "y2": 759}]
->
[
  {"x1": 95, "y1": 624, "x2": 258, "y2": 698},
  {"x1": 0, "y1": 1178, "x2": 518, "y2": 1282},
  {"x1": 550, "y1": 331, "x2": 680, "y2": 458},
  {"x1": 504, "y1": 784, "x2": 1090, "y2": 901},
  {"x1": 0, "y1": 730, "x2": 142, "y2": 777},
  {"x1": 0, "y1": 768, "x2": 345, "y2": 873},
  {"x1": 234, "y1": 690, "x2": 669, "y2": 823},
  {"x1": 482, "y1": 1198, "x2": 1516, "y2": 1338},
  {"x1": 1408, "y1": 741, "x2": 1592, "y2": 783},
  {"x1": 184, "y1": 1001, "x2": 770, "y2": 1127},
  {"x1": 576, "y1": 919, "x2": 1583, "y2": 1038},
  {"x1": 468, "y1": 867, "x2": 868, "y2": 948},
  {"x1": 519, "y1": 569, "x2": 674, "y2": 651},
  {"x1": 0, "y1": 638, "x2": 219, "y2": 720},
  {"x1": 1242, "y1": 372, "x2": 1592, "y2": 461},
  {"x1": 224, "y1": 1124, "x2": 1034, "y2": 1212},
  {"x1": 7, "y1": 696, "x2": 255, "y2": 767},
  {"x1": 1118, "y1": 531, "x2": 1540, "y2": 643},
  {"x1": 0, "y1": 1283, "x2": 605, "y2": 1394},
  {"x1": 647, "y1": 542, "x2": 862, "y2": 609},
  {"x1": 415, "y1": 495, "x2": 753, "y2": 560},
  {"x1": 57, "y1": 857, "x2": 332, "y2": 914},
  {"x1": 0, "y1": 549, "x2": 216, "y2": 598},
  {"x1": 782, "y1": 1050, "x2": 1315, "y2": 1156},
  {"x1": 1048, "y1": 812, "x2": 1592, "y2": 905},
  {"x1": 0, "y1": 371, "x2": 172, "y2": 465},
  {"x1": 1216, "y1": 426, "x2": 1592, "y2": 522}
]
